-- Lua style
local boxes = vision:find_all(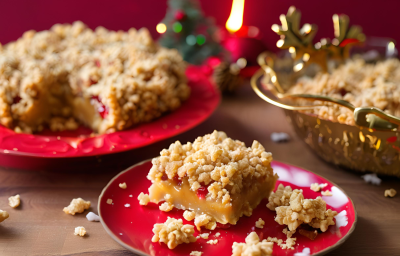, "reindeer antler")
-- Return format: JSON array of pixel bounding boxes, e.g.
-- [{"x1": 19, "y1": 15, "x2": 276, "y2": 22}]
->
[{"x1": 272, "y1": 6, "x2": 365, "y2": 72}]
